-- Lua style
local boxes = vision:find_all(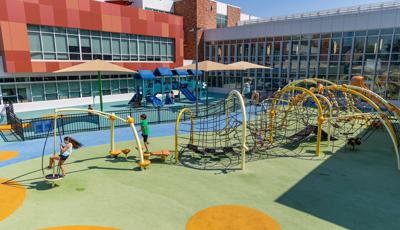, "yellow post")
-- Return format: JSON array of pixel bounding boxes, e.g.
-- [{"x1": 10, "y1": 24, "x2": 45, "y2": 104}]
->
[
  {"x1": 175, "y1": 108, "x2": 193, "y2": 165},
  {"x1": 109, "y1": 113, "x2": 116, "y2": 155},
  {"x1": 128, "y1": 120, "x2": 144, "y2": 163},
  {"x1": 53, "y1": 110, "x2": 57, "y2": 179}
]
